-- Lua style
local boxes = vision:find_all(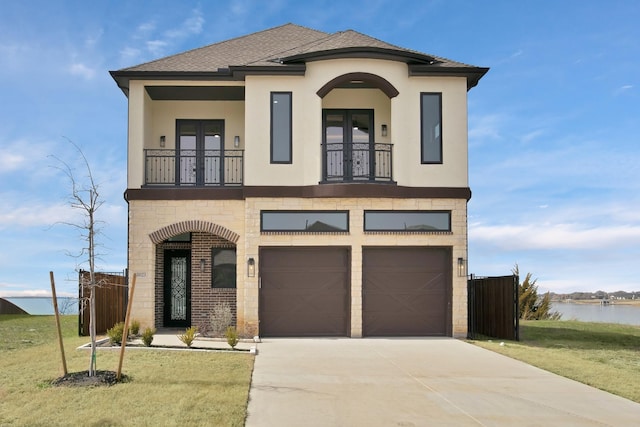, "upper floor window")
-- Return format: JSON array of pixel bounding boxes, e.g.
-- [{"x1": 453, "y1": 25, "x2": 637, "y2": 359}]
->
[
  {"x1": 271, "y1": 92, "x2": 292, "y2": 164},
  {"x1": 420, "y1": 93, "x2": 442, "y2": 164}
]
